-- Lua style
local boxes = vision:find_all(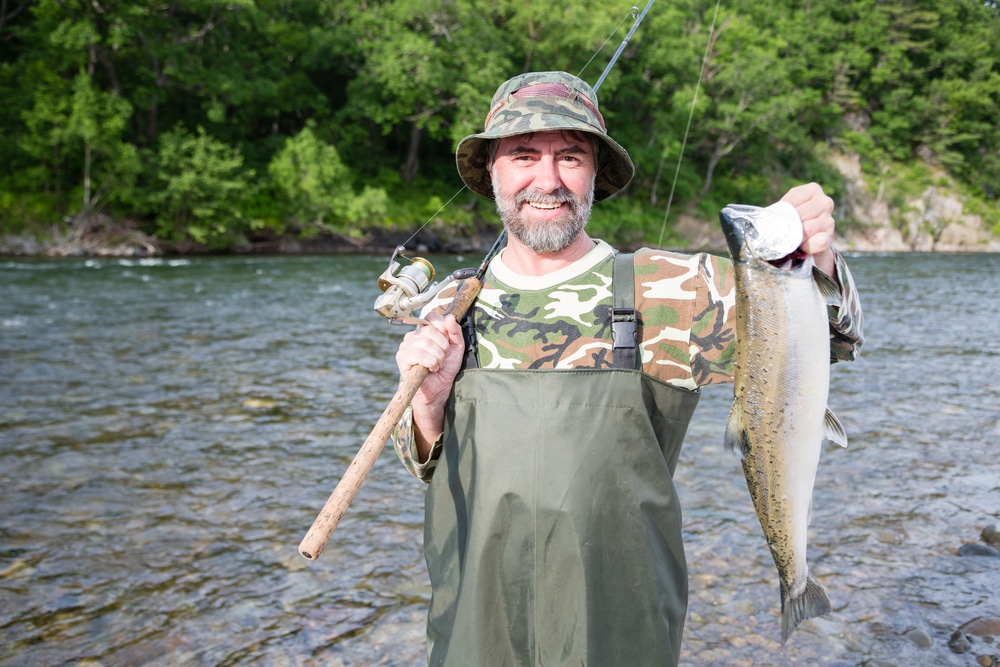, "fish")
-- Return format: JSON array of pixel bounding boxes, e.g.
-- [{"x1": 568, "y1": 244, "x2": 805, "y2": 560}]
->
[{"x1": 719, "y1": 201, "x2": 848, "y2": 646}]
